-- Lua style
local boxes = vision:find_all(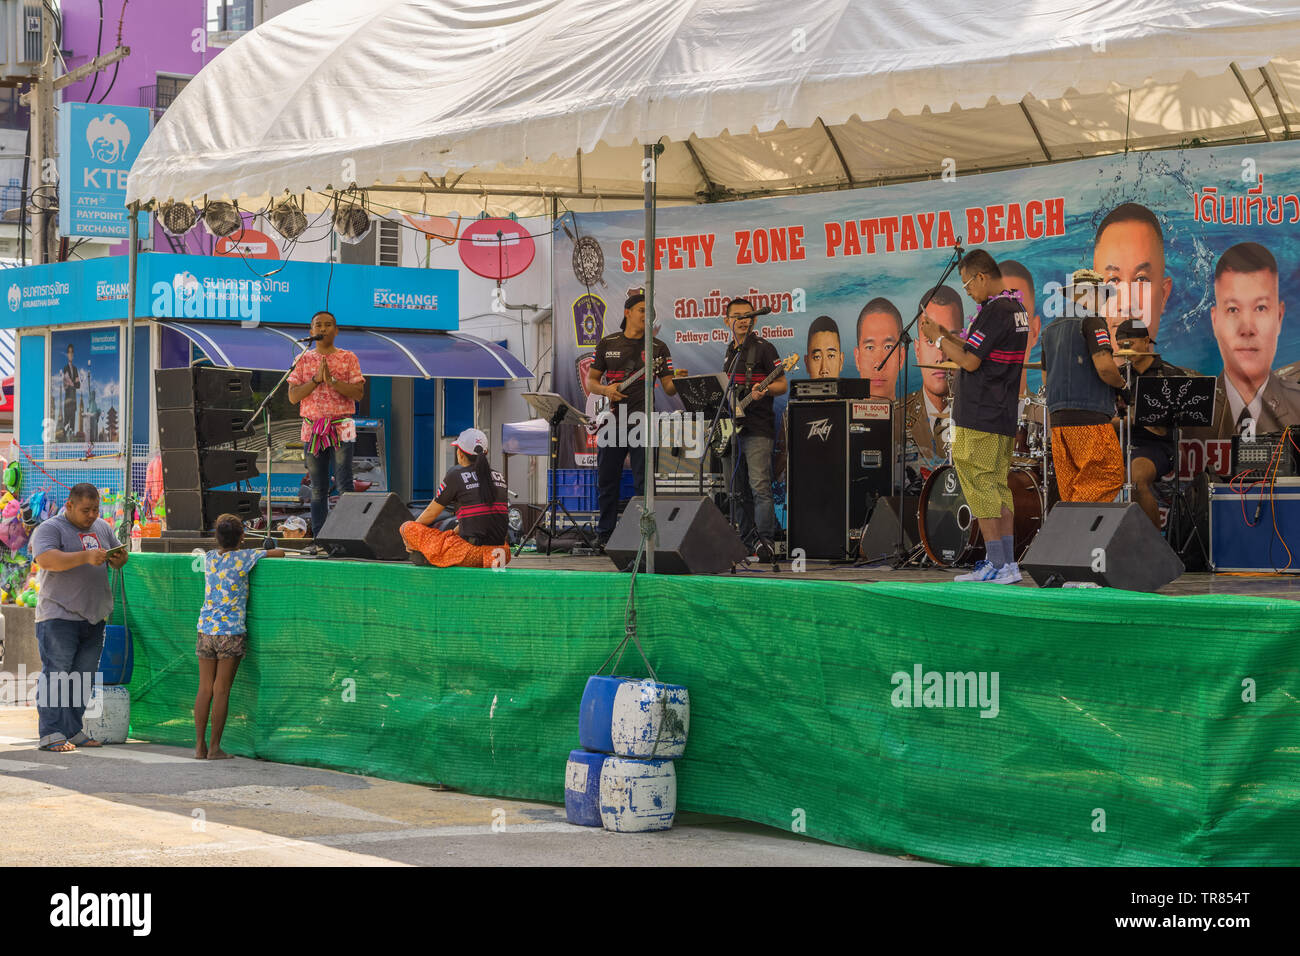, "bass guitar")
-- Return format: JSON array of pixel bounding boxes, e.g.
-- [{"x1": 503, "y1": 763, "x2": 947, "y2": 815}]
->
[{"x1": 710, "y1": 353, "x2": 800, "y2": 457}]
